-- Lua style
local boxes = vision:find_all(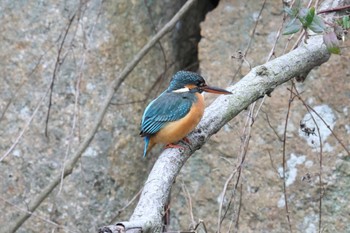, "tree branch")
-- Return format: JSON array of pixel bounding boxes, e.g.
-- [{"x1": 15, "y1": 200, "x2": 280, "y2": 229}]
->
[
  {"x1": 100, "y1": 35, "x2": 330, "y2": 232},
  {"x1": 99, "y1": 0, "x2": 344, "y2": 231}
]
